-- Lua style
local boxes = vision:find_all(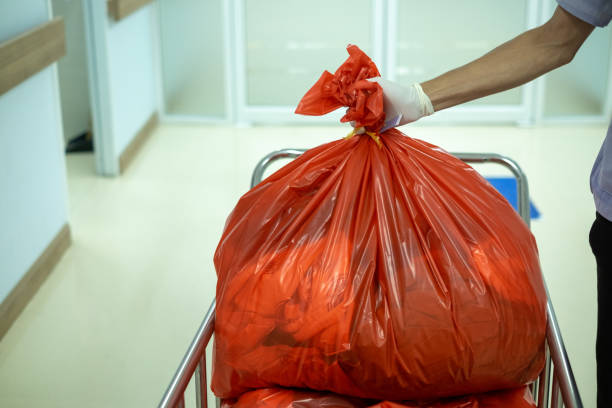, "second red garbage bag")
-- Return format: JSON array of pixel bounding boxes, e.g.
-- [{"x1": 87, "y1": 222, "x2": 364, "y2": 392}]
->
[
  {"x1": 221, "y1": 386, "x2": 537, "y2": 408},
  {"x1": 212, "y1": 45, "x2": 547, "y2": 401}
]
